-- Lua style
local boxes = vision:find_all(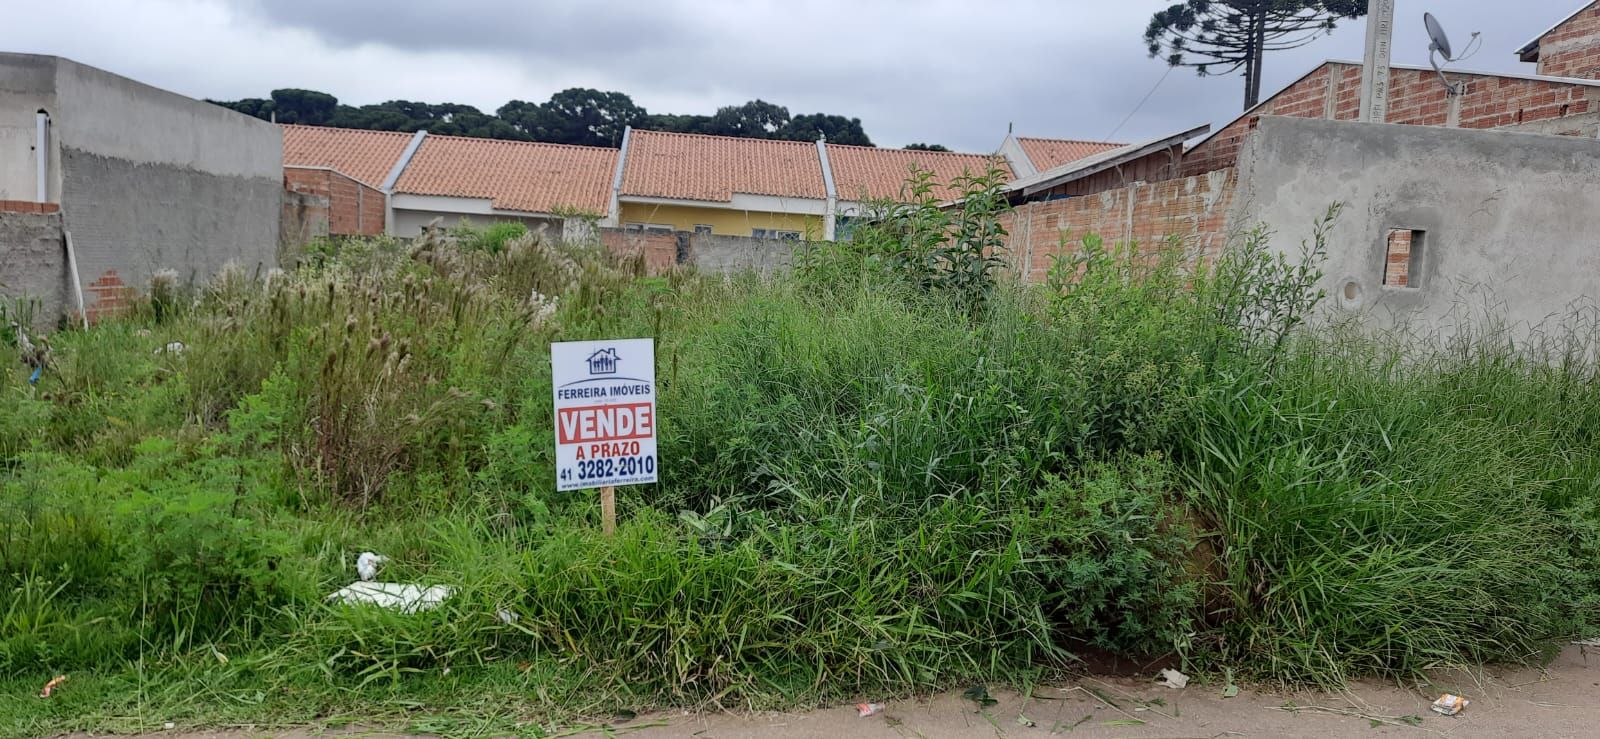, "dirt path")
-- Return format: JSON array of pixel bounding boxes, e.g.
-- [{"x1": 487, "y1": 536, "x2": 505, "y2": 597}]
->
[
  {"x1": 596, "y1": 645, "x2": 1598, "y2": 738},
  {"x1": 82, "y1": 646, "x2": 1599, "y2": 738}
]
